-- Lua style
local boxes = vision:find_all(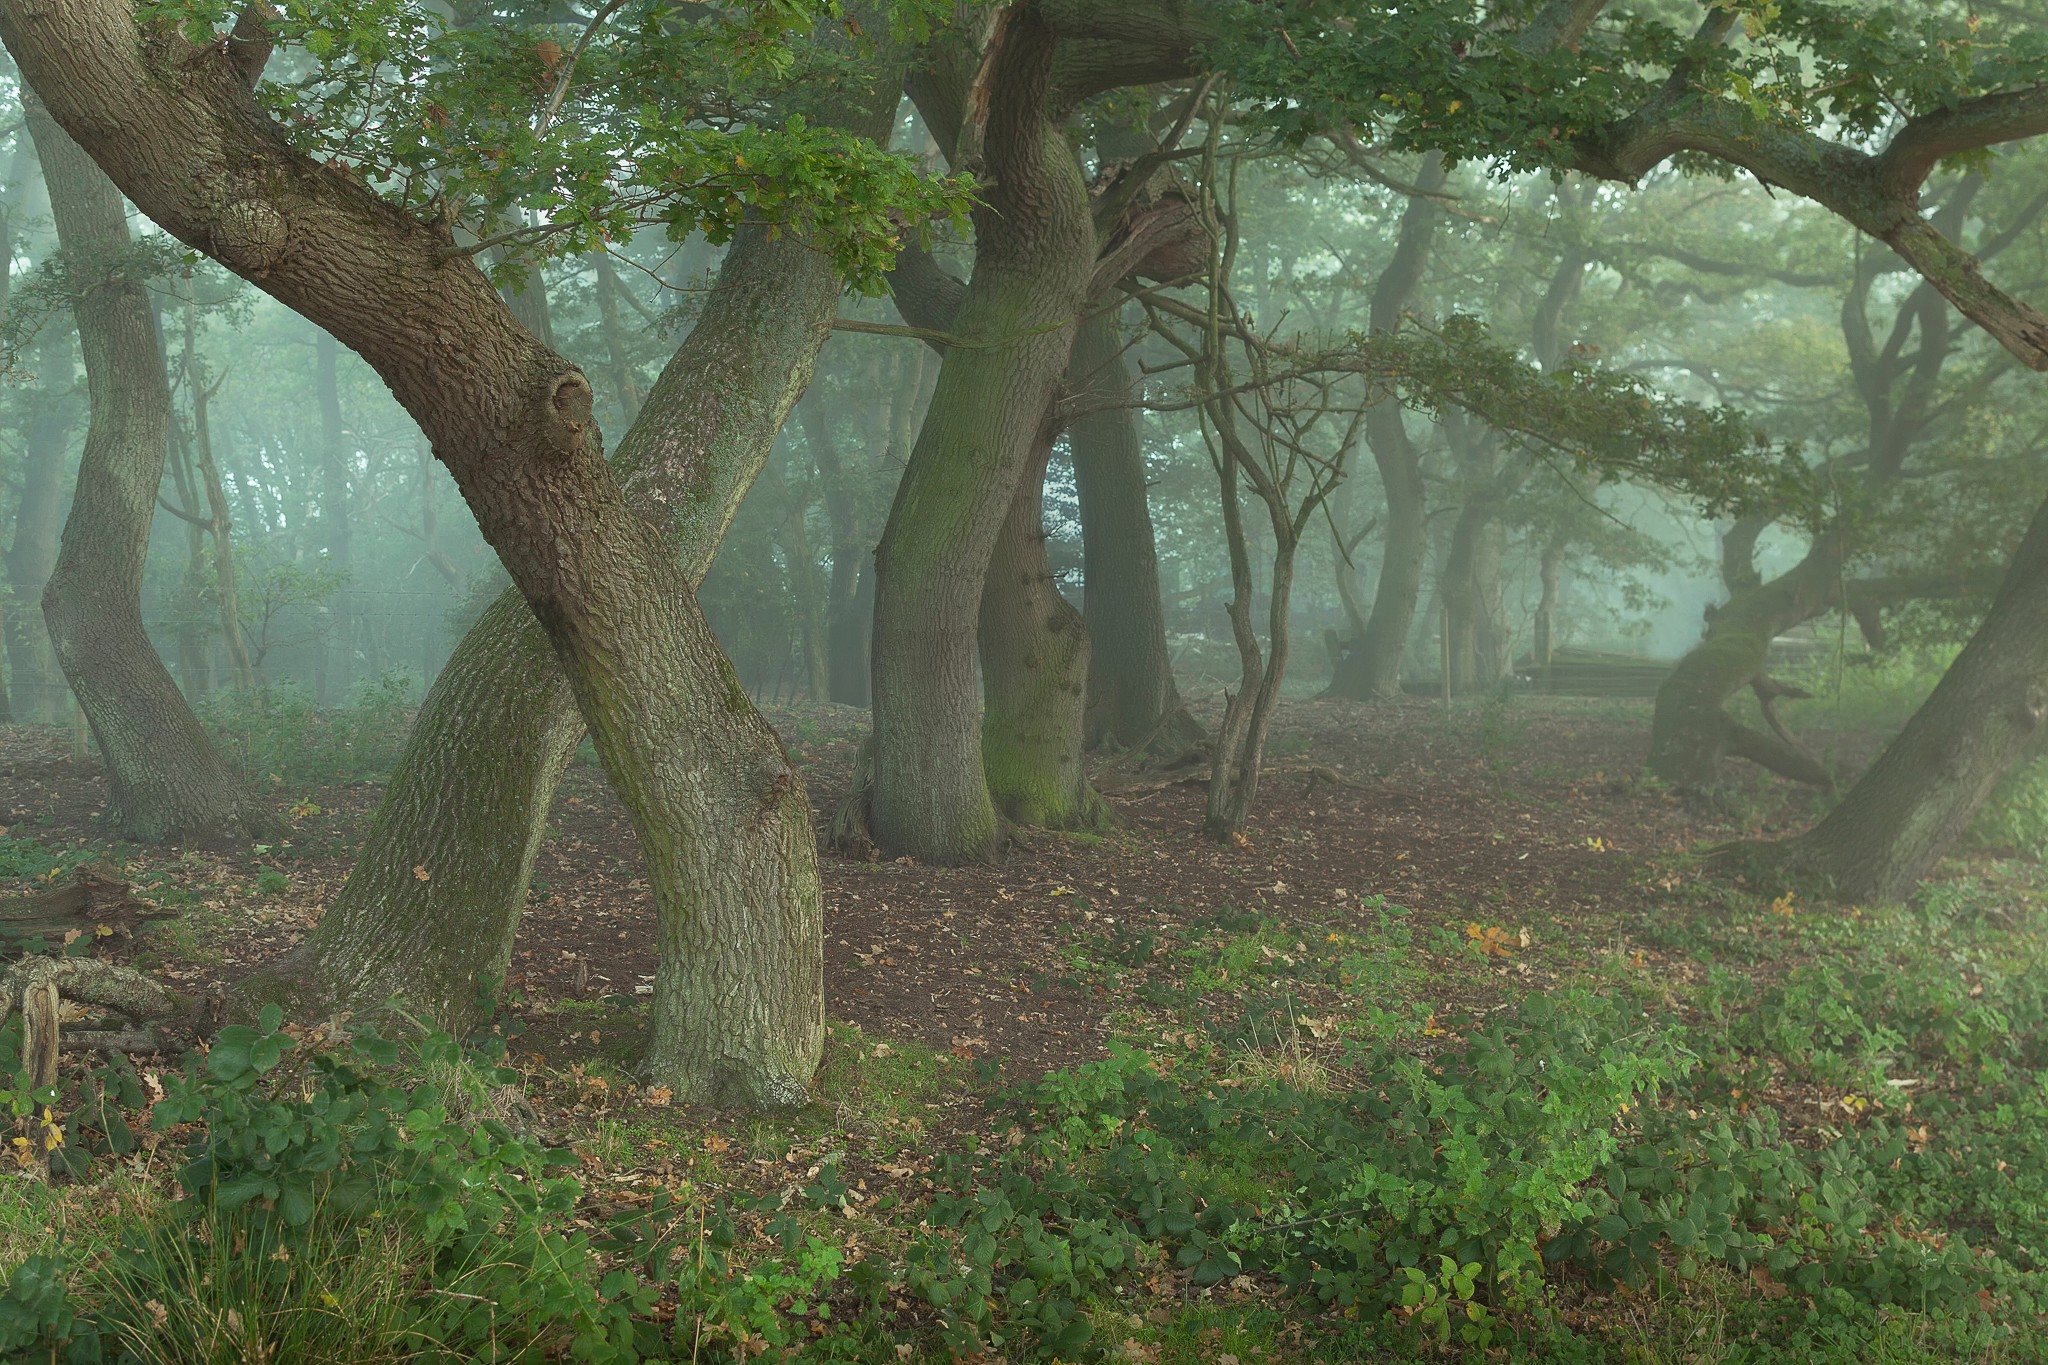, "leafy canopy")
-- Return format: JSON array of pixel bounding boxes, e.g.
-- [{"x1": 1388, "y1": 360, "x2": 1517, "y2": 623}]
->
[
  {"x1": 139, "y1": 0, "x2": 975, "y2": 290},
  {"x1": 1209, "y1": 0, "x2": 2048, "y2": 173}
]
